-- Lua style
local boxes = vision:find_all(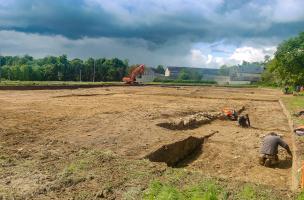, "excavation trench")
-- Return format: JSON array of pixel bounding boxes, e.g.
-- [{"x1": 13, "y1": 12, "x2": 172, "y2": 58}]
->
[
  {"x1": 157, "y1": 106, "x2": 245, "y2": 130},
  {"x1": 145, "y1": 132, "x2": 217, "y2": 167},
  {"x1": 156, "y1": 113, "x2": 216, "y2": 130}
]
